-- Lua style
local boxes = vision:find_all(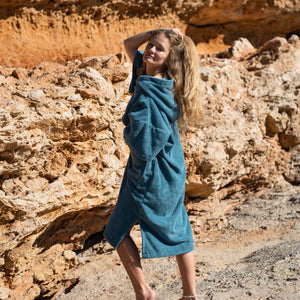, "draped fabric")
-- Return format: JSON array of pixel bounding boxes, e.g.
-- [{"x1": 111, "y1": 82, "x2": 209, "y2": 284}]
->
[{"x1": 104, "y1": 51, "x2": 193, "y2": 258}]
